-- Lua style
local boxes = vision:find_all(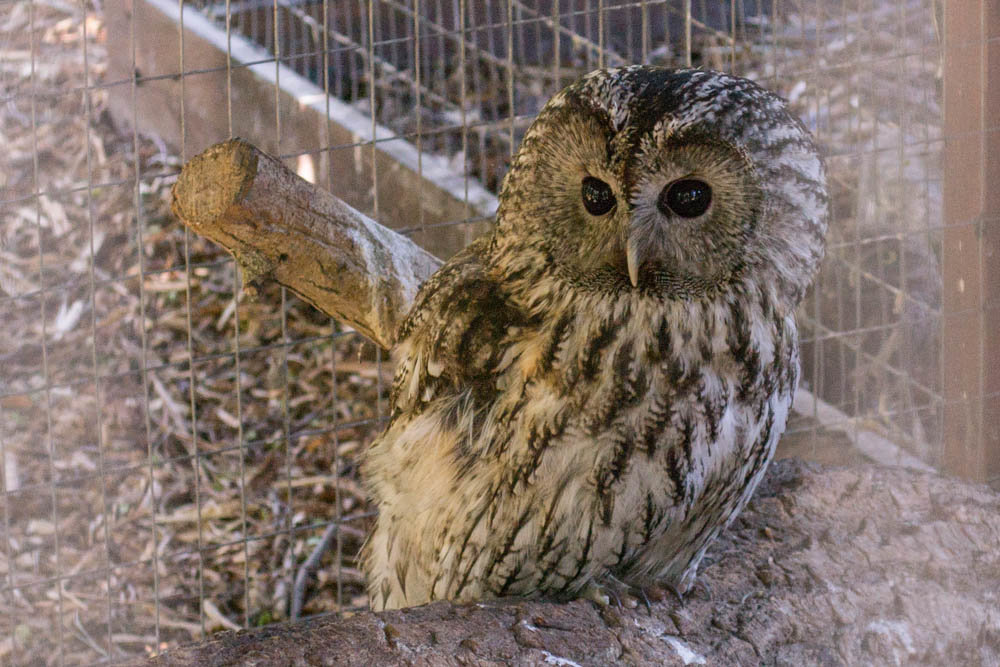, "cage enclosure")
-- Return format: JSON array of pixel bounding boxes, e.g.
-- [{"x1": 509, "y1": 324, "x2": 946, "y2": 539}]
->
[{"x1": 1, "y1": 0, "x2": 998, "y2": 663}]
